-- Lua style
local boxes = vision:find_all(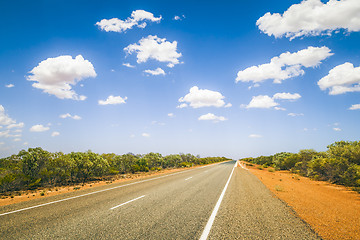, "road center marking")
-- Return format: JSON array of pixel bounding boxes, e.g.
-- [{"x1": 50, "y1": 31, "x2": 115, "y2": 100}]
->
[
  {"x1": 199, "y1": 161, "x2": 237, "y2": 240},
  {"x1": 185, "y1": 177, "x2": 193, "y2": 181},
  {"x1": 110, "y1": 195, "x2": 145, "y2": 210},
  {"x1": 0, "y1": 162, "x2": 225, "y2": 217}
]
